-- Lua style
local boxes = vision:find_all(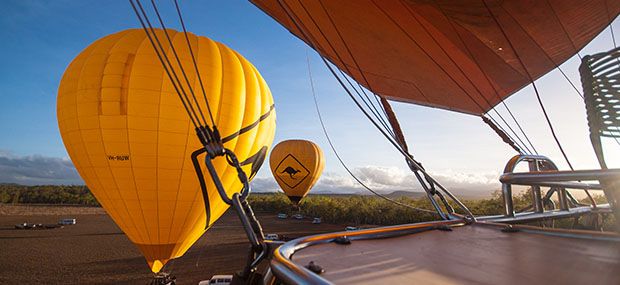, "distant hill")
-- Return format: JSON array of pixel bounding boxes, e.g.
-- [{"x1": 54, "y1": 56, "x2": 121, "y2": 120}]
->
[
  {"x1": 385, "y1": 190, "x2": 427, "y2": 199},
  {"x1": 311, "y1": 189, "x2": 493, "y2": 200}
]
